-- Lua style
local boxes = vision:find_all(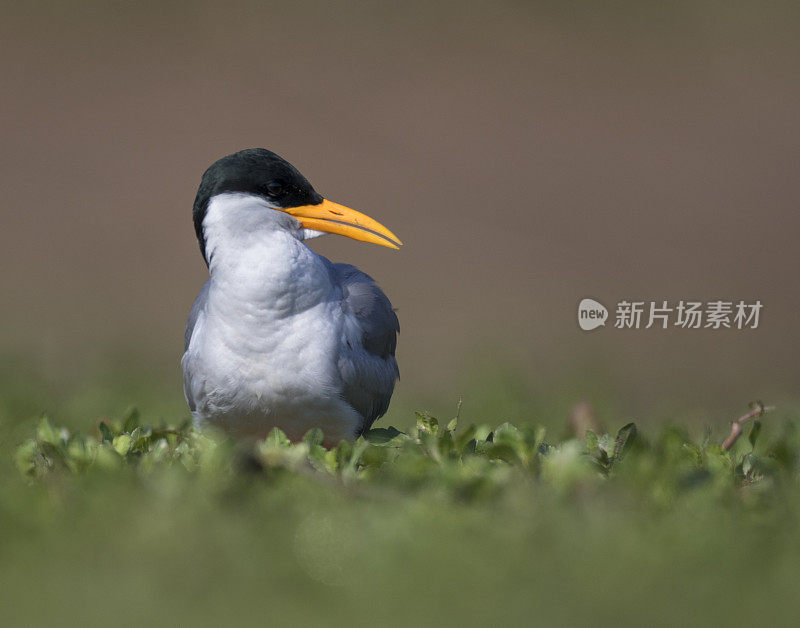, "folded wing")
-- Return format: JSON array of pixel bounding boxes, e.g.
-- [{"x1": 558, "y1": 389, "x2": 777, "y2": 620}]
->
[{"x1": 331, "y1": 263, "x2": 399, "y2": 434}]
